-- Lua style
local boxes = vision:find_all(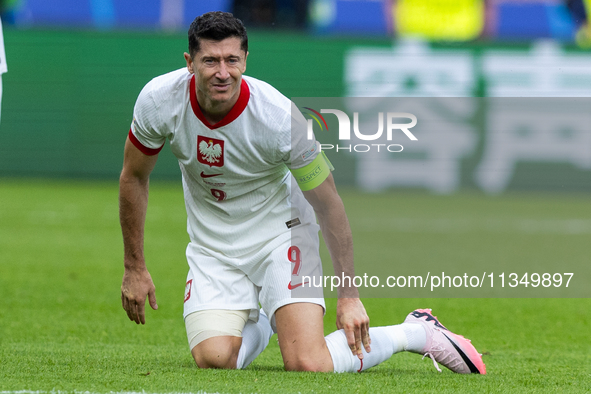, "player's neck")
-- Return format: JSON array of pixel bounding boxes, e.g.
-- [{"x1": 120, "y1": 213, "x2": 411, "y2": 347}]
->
[{"x1": 196, "y1": 88, "x2": 241, "y2": 125}]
